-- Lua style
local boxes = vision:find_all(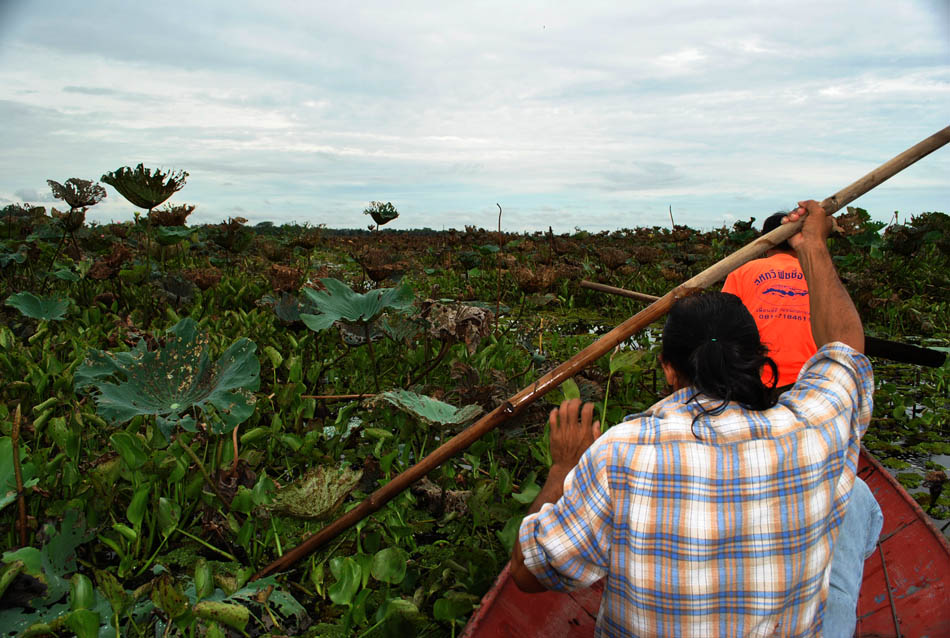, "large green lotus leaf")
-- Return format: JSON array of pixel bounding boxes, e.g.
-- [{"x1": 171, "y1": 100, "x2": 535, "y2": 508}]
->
[
  {"x1": 5, "y1": 291, "x2": 70, "y2": 321},
  {"x1": 371, "y1": 389, "x2": 483, "y2": 427},
  {"x1": 74, "y1": 318, "x2": 260, "y2": 439},
  {"x1": 0, "y1": 437, "x2": 38, "y2": 513},
  {"x1": 300, "y1": 278, "x2": 413, "y2": 332},
  {"x1": 101, "y1": 164, "x2": 187, "y2": 210},
  {"x1": 153, "y1": 225, "x2": 192, "y2": 246},
  {"x1": 261, "y1": 465, "x2": 362, "y2": 519}
]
